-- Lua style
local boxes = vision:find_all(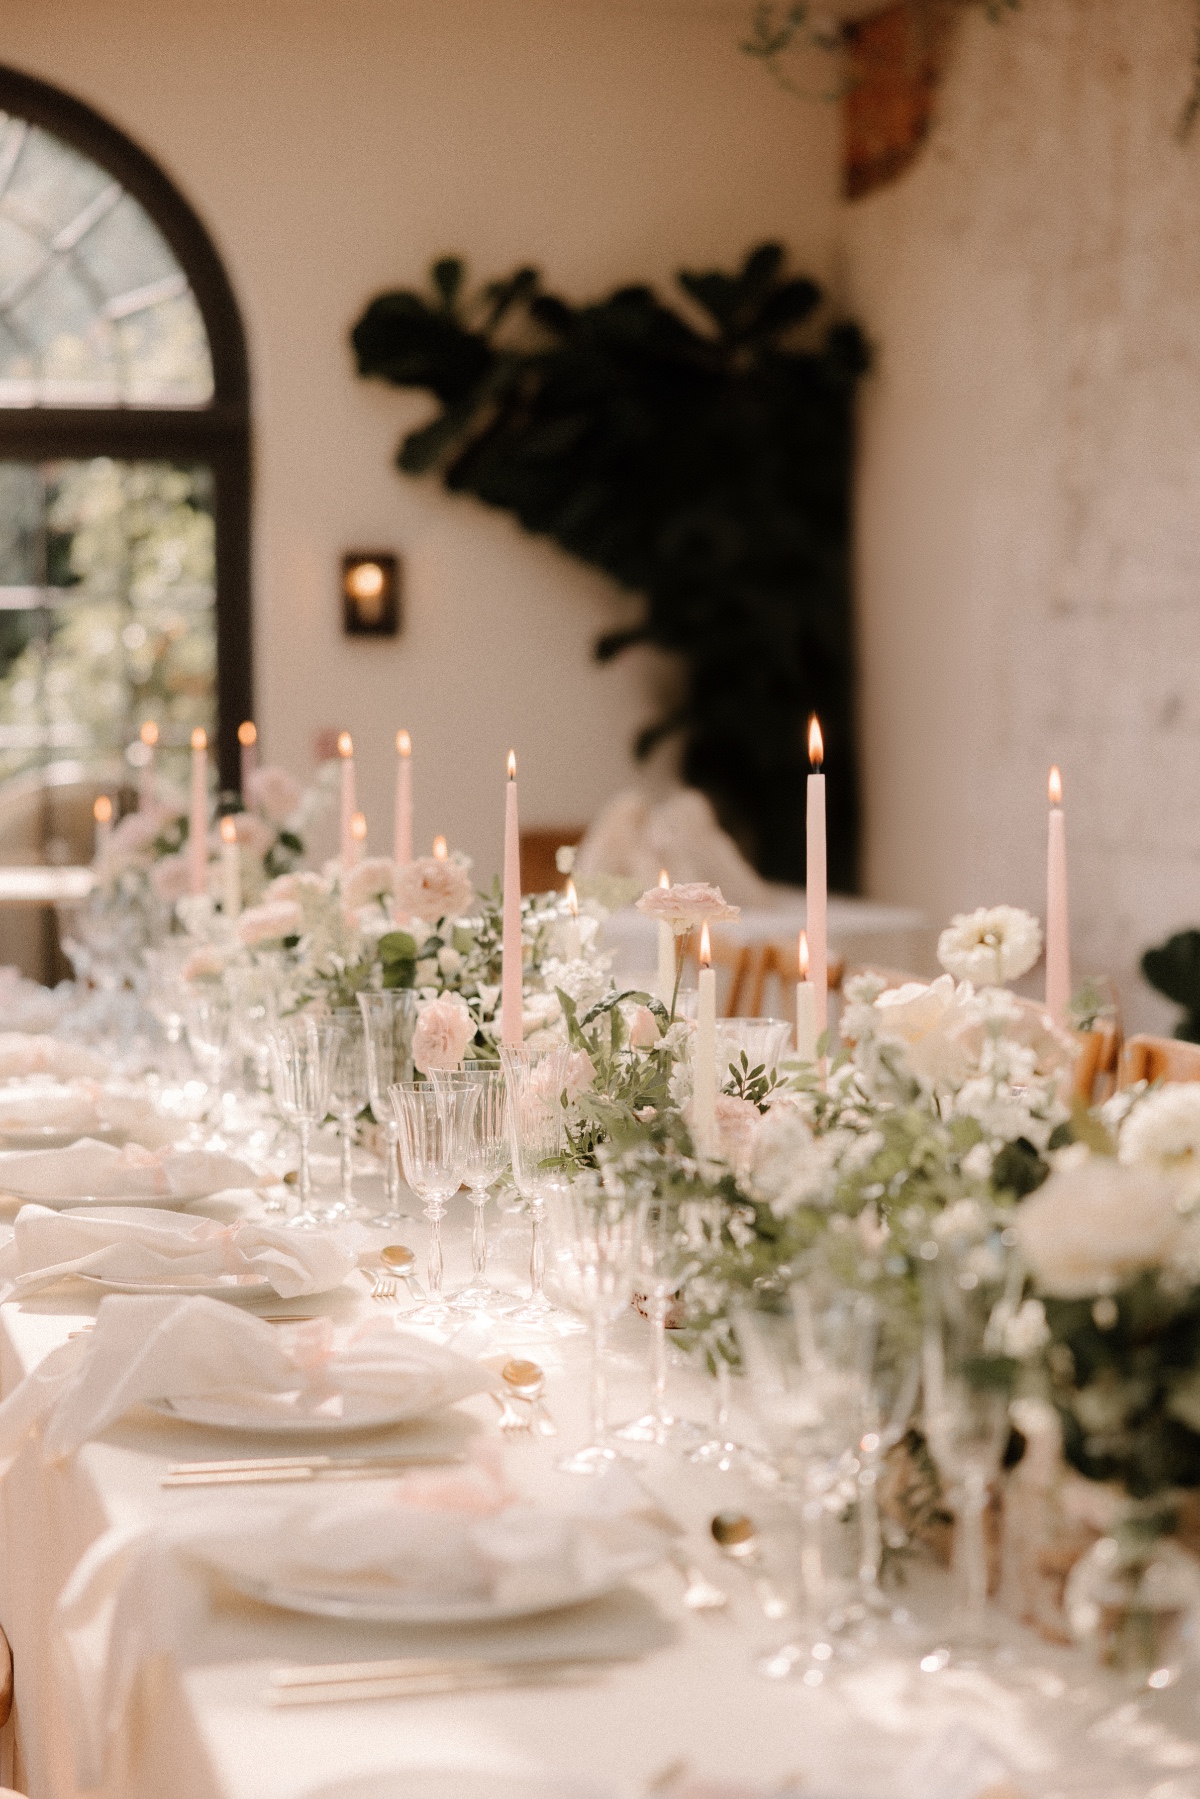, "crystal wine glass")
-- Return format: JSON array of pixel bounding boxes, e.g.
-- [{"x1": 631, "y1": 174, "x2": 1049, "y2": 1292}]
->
[
  {"x1": 544, "y1": 1173, "x2": 646, "y2": 1474},
  {"x1": 854, "y1": 1295, "x2": 921, "y2": 1623},
  {"x1": 328, "y1": 1007, "x2": 370, "y2": 1218},
  {"x1": 446, "y1": 1061, "x2": 511, "y2": 1312},
  {"x1": 268, "y1": 1016, "x2": 344, "y2": 1226},
  {"x1": 736, "y1": 1277, "x2": 871, "y2": 1680},
  {"x1": 358, "y1": 989, "x2": 417, "y2": 1226},
  {"x1": 501, "y1": 1044, "x2": 584, "y2": 1332},
  {"x1": 388, "y1": 1079, "x2": 479, "y2": 1326},
  {"x1": 616, "y1": 1198, "x2": 706, "y2": 1449}
]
